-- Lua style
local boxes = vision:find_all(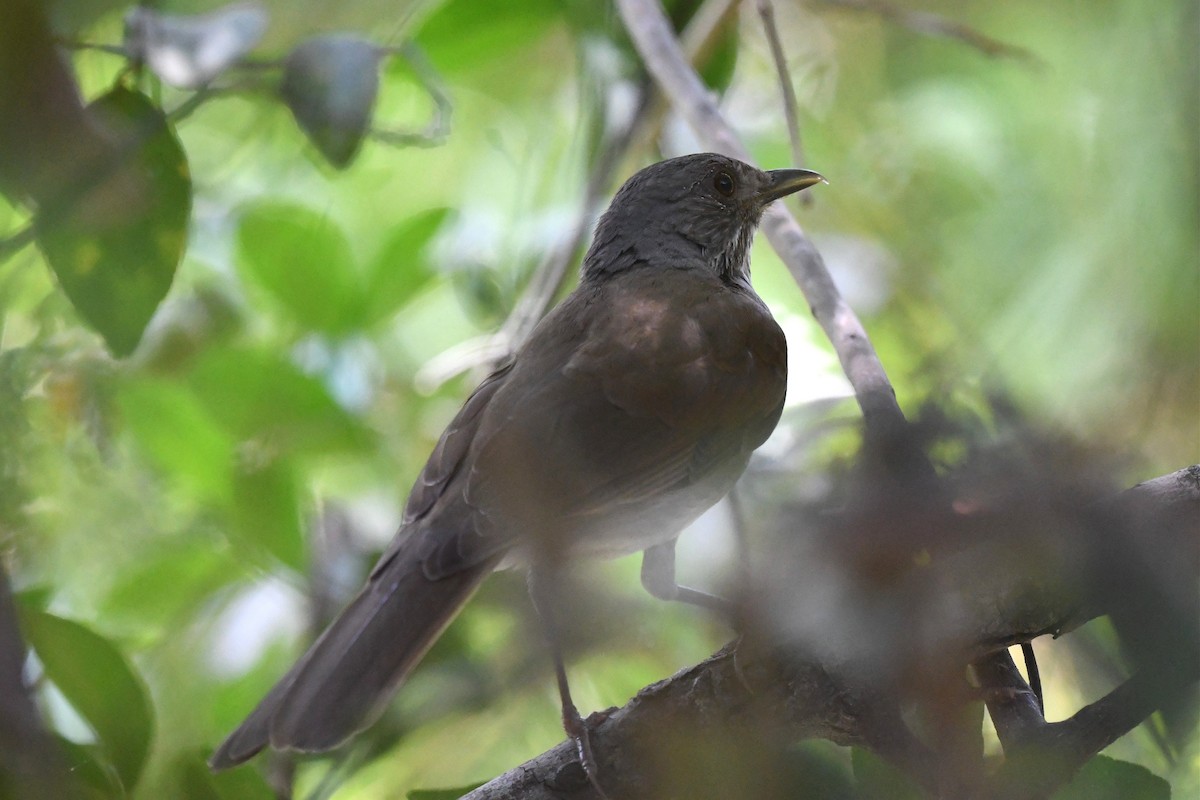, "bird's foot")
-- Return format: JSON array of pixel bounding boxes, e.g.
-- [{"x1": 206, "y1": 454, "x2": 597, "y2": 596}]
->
[{"x1": 561, "y1": 703, "x2": 612, "y2": 799}]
